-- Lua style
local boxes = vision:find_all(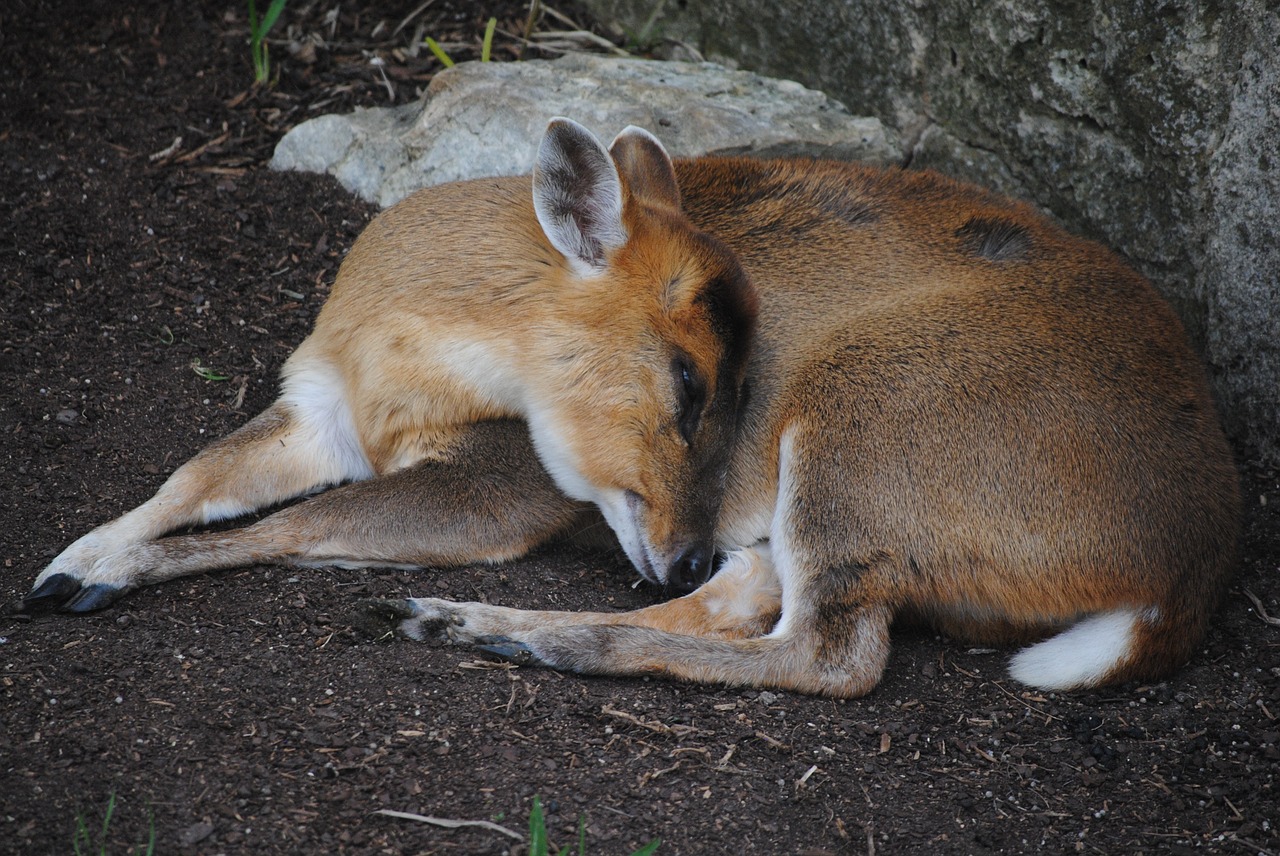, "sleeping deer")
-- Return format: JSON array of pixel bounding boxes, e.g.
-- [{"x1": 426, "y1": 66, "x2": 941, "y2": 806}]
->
[{"x1": 25, "y1": 118, "x2": 1240, "y2": 697}]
